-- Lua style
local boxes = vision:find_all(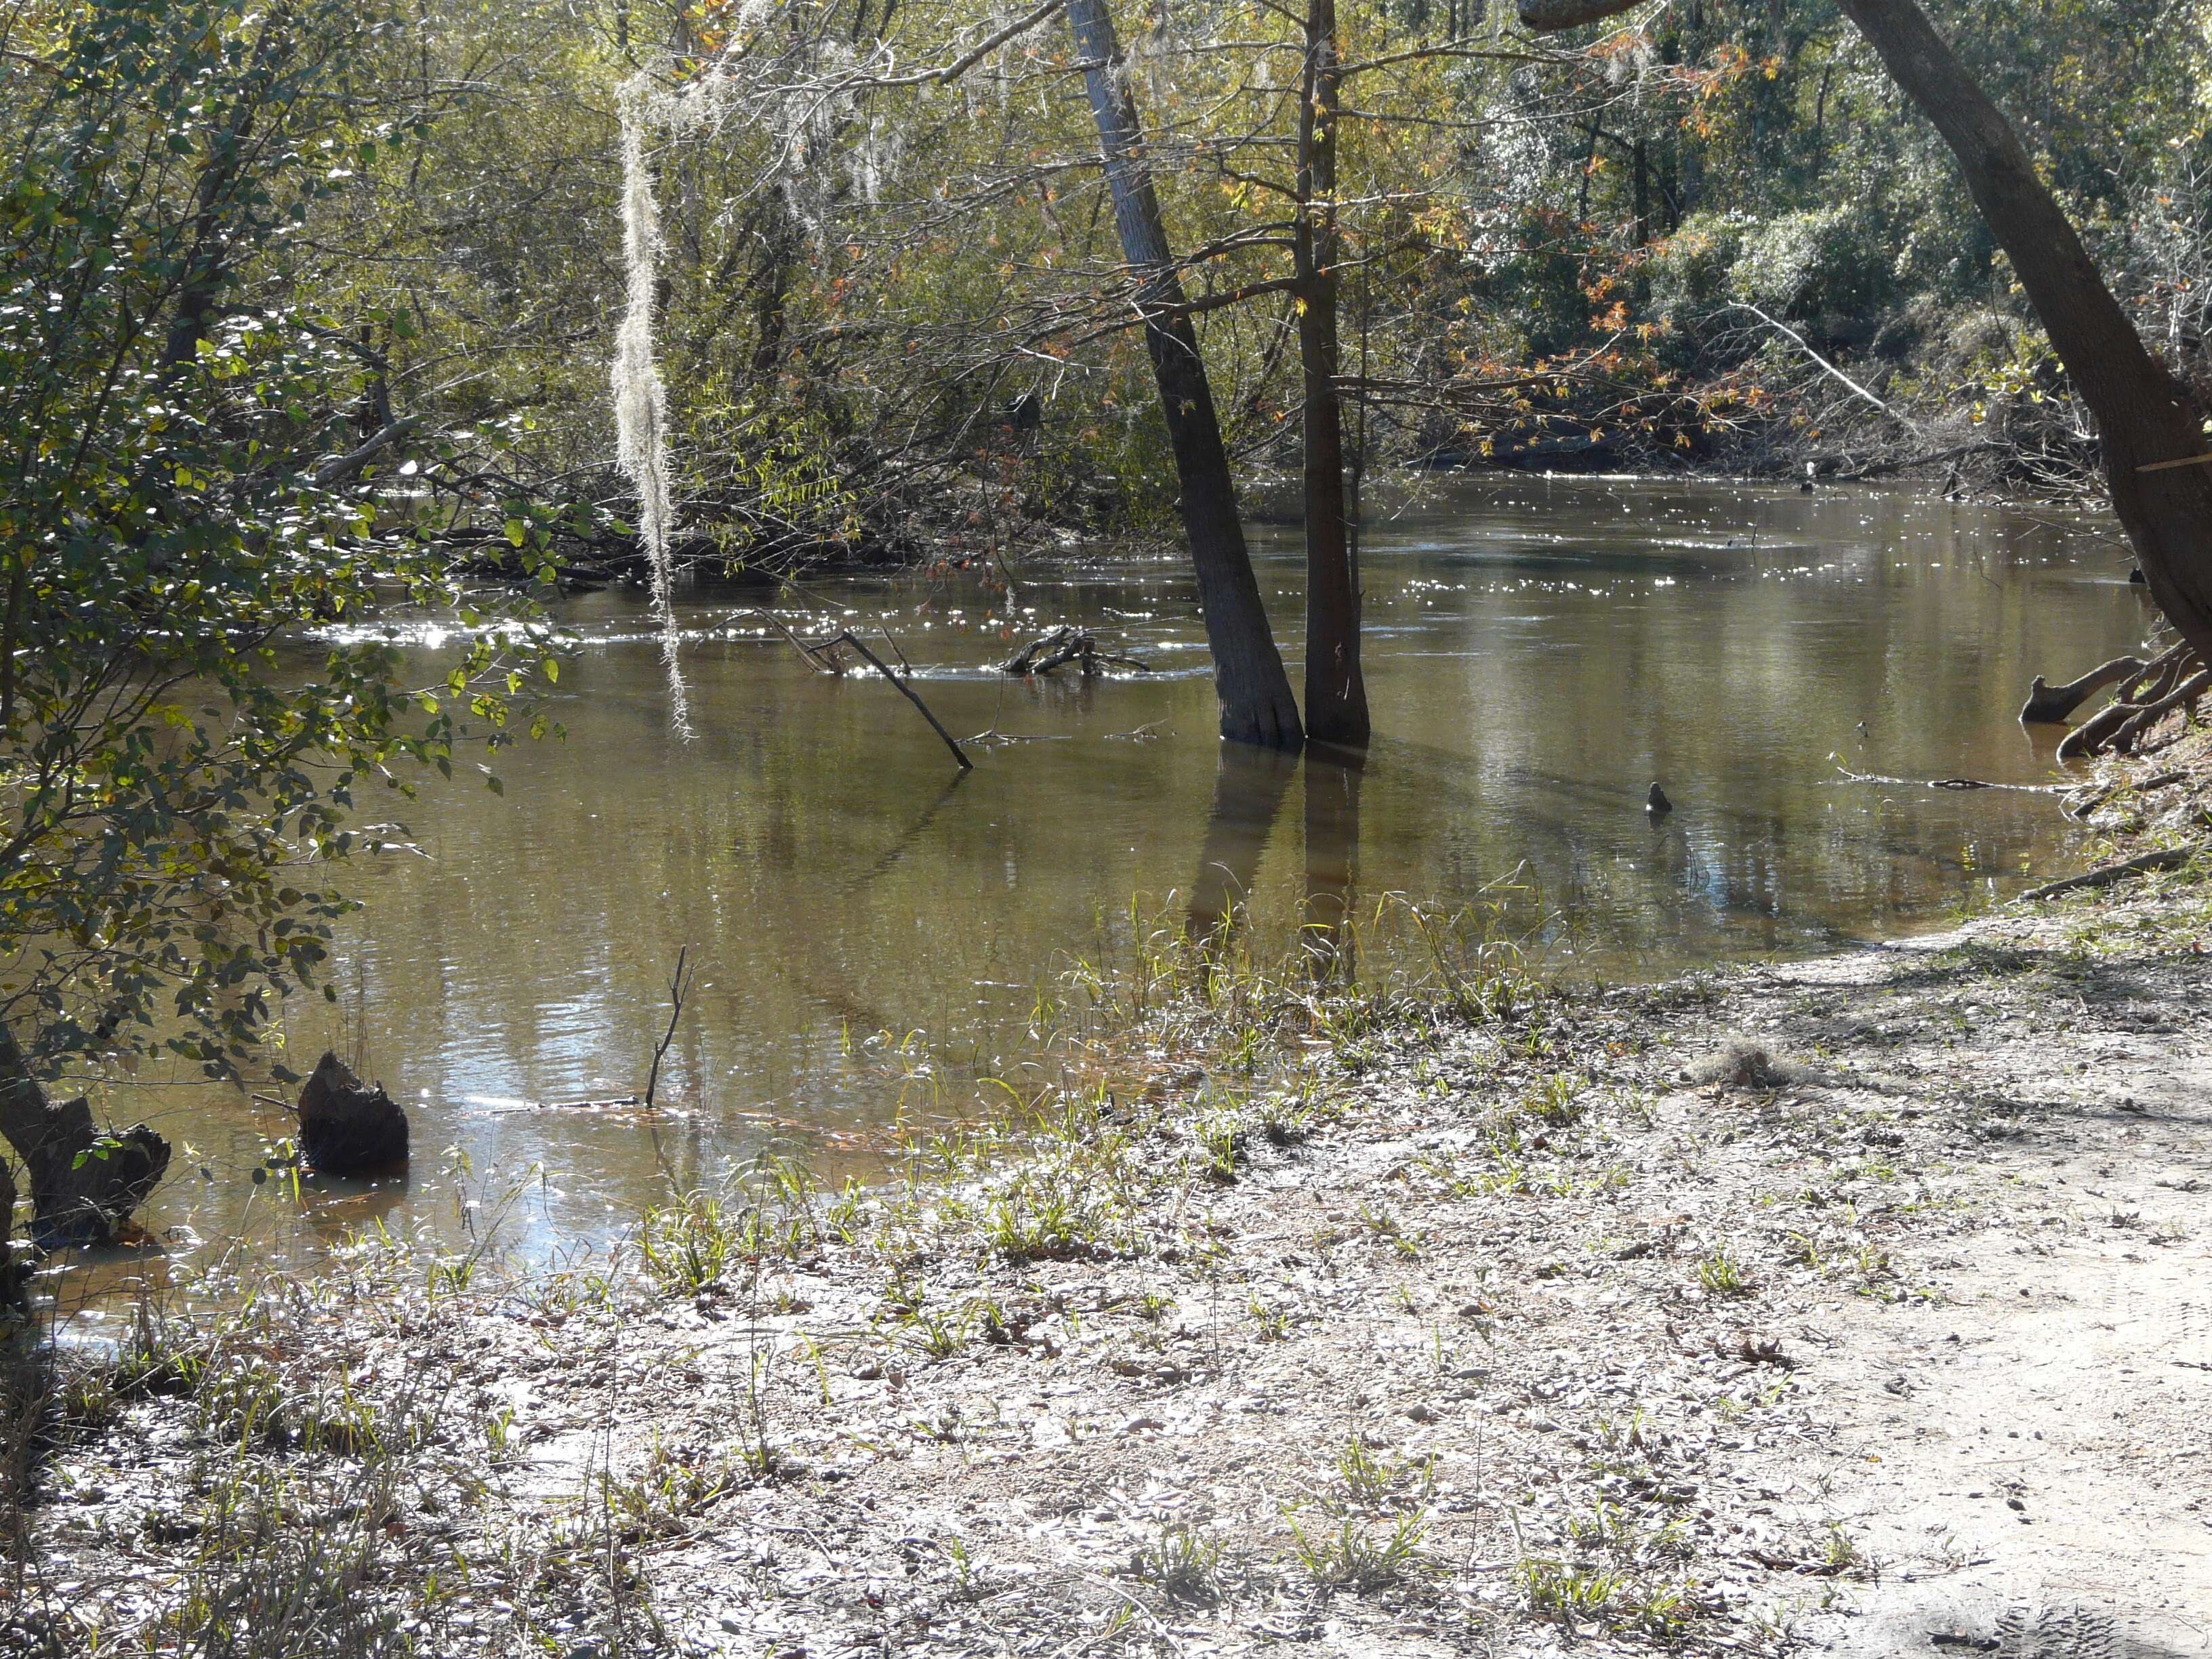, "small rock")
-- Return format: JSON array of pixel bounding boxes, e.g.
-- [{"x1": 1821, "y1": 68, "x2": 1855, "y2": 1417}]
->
[
  {"x1": 1404, "y1": 1402, "x2": 1437, "y2": 1422},
  {"x1": 297, "y1": 1051, "x2": 409, "y2": 1174}
]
